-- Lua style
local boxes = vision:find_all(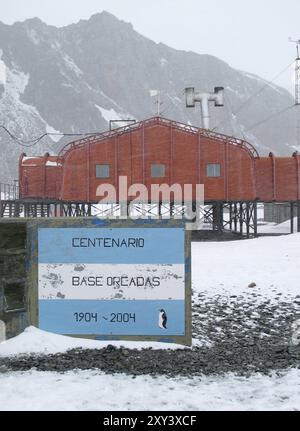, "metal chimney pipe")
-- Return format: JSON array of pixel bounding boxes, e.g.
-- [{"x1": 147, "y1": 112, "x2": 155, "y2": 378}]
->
[{"x1": 185, "y1": 86, "x2": 224, "y2": 129}]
